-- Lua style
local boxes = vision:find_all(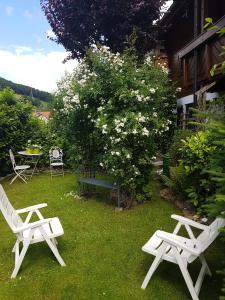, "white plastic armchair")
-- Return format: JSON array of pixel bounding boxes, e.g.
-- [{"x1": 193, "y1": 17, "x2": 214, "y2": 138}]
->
[
  {"x1": 141, "y1": 214, "x2": 225, "y2": 300},
  {"x1": 49, "y1": 147, "x2": 64, "y2": 178},
  {"x1": 9, "y1": 149, "x2": 30, "y2": 184},
  {"x1": 0, "y1": 184, "x2": 66, "y2": 278}
]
